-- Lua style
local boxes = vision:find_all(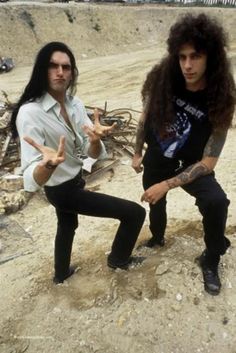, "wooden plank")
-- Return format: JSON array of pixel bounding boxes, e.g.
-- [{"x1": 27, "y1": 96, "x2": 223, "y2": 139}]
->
[
  {"x1": 85, "y1": 159, "x2": 120, "y2": 183},
  {"x1": 0, "y1": 111, "x2": 10, "y2": 120},
  {"x1": 0, "y1": 214, "x2": 33, "y2": 240},
  {"x1": 0, "y1": 132, "x2": 12, "y2": 165},
  {"x1": 0, "y1": 251, "x2": 33, "y2": 265}
]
